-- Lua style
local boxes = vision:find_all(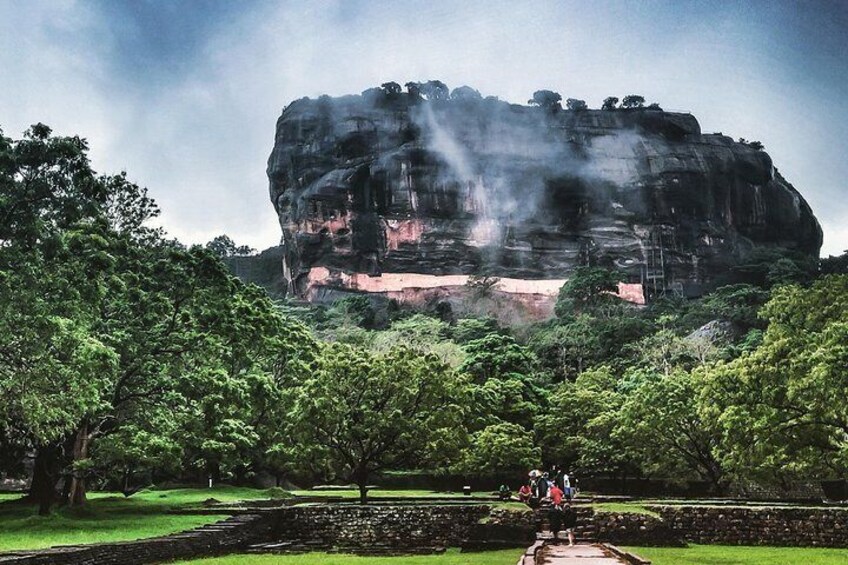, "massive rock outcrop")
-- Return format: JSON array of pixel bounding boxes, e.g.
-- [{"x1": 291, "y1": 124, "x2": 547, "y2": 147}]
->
[{"x1": 266, "y1": 86, "x2": 821, "y2": 316}]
